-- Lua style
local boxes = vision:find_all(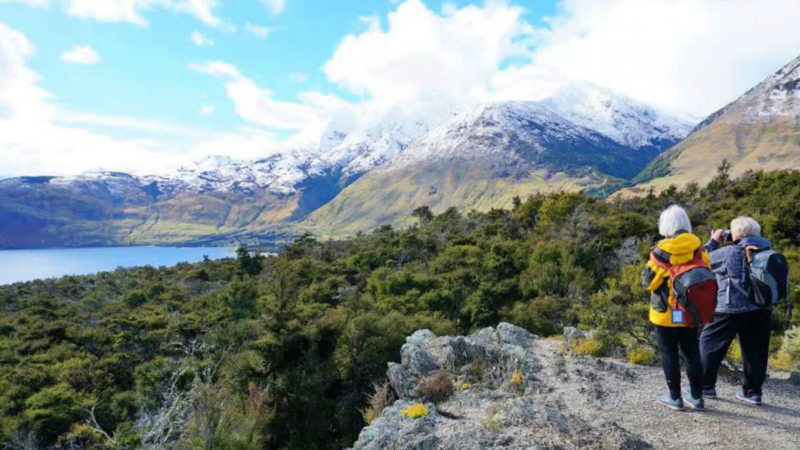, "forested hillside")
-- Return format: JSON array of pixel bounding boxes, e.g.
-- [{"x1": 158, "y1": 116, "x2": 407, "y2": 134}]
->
[{"x1": 2, "y1": 165, "x2": 800, "y2": 449}]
